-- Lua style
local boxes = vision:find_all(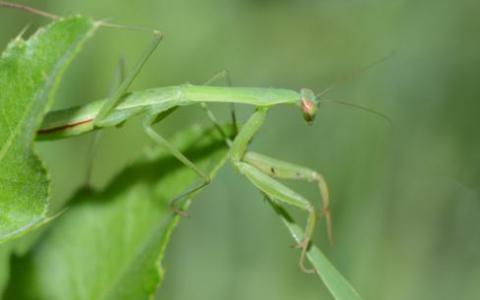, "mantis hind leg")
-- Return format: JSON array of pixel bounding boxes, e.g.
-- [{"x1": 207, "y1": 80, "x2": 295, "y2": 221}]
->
[
  {"x1": 143, "y1": 112, "x2": 211, "y2": 216},
  {"x1": 84, "y1": 57, "x2": 127, "y2": 188},
  {"x1": 93, "y1": 31, "x2": 163, "y2": 127},
  {"x1": 230, "y1": 109, "x2": 317, "y2": 273}
]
